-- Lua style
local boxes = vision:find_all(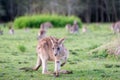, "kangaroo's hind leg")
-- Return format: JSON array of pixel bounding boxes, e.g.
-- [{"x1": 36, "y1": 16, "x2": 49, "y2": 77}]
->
[{"x1": 32, "y1": 54, "x2": 42, "y2": 70}]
